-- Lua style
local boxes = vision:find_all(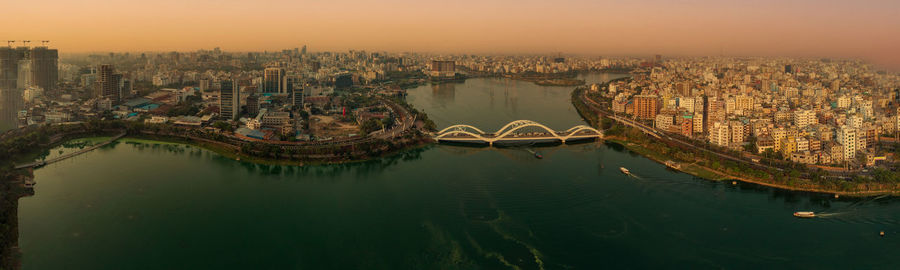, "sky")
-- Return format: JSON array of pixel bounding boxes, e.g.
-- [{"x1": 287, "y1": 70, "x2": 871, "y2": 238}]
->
[{"x1": 2, "y1": 0, "x2": 899, "y2": 68}]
